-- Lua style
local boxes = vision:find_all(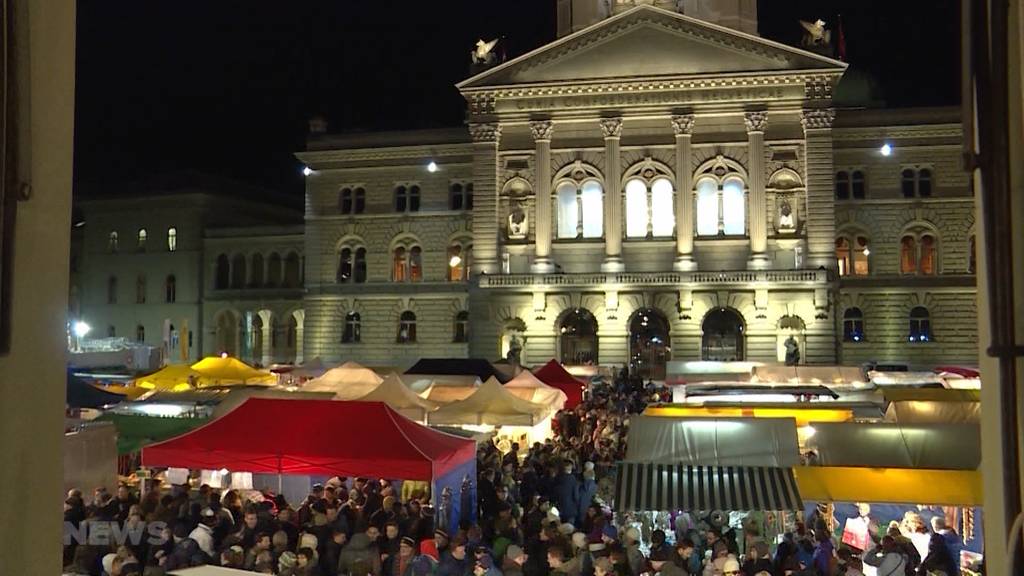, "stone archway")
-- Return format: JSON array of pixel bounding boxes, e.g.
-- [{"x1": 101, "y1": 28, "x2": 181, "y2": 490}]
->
[
  {"x1": 701, "y1": 308, "x2": 745, "y2": 361},
  {"x1": 559, "y1": 308, "x2": 598, "y2": 366},
  {"x1": 628, "y1": 307, "x2": 671, "y2": 380}
]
